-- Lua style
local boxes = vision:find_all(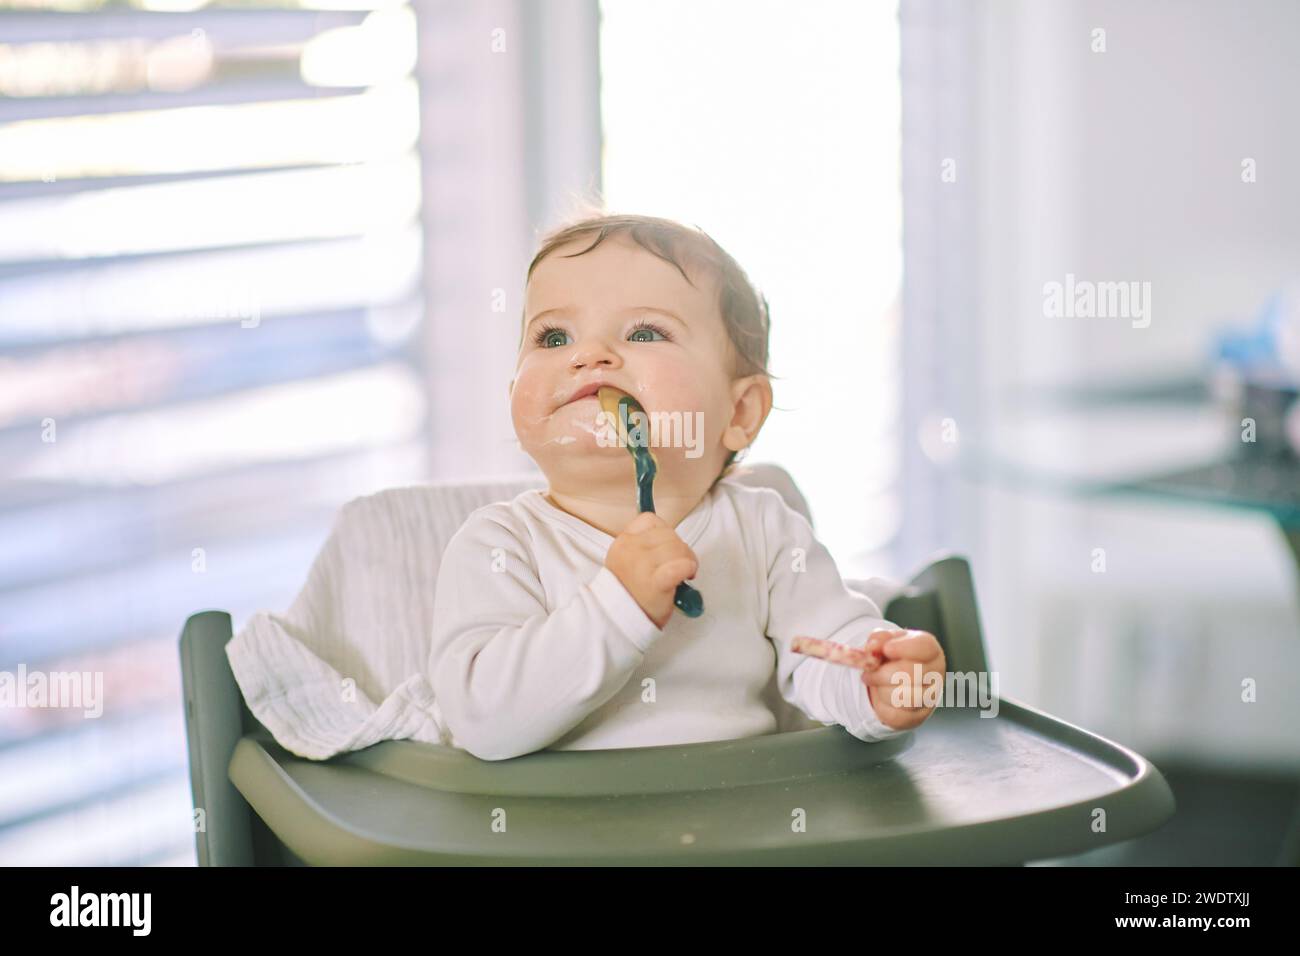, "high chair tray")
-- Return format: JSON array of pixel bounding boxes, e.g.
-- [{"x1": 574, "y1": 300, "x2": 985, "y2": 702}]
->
[{"x1": 228, "y1": 698, "x2": 1174, "y2": 865}]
